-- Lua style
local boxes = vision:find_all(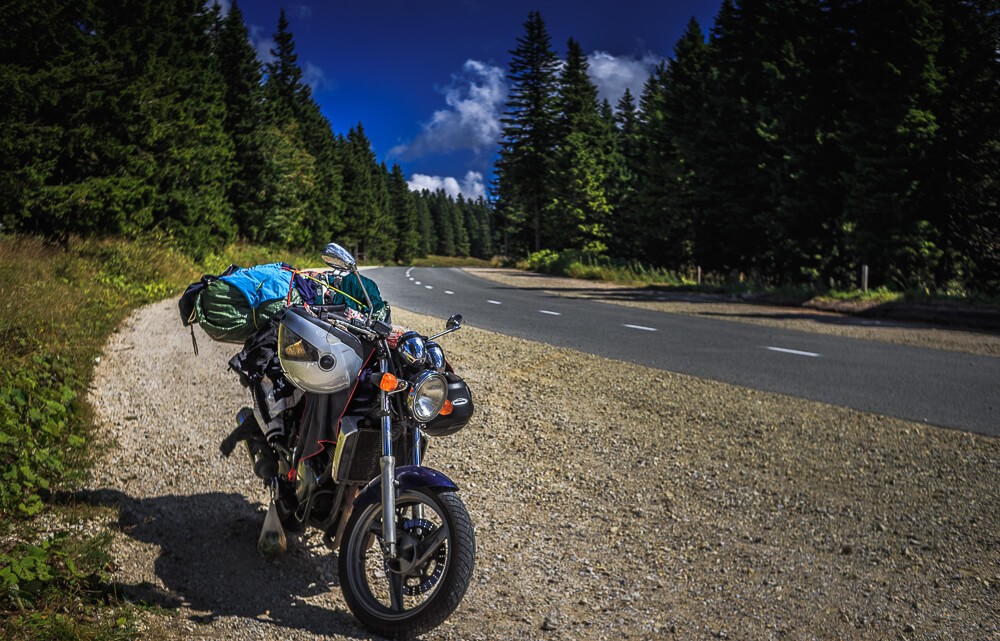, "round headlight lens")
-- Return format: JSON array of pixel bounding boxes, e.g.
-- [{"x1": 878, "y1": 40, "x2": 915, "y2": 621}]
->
[
  {"x1": 407, "y1": 371, "x2": 448, "y2": 422},
  {"x1": 397, "y1": 331, "x2": 427, "y2": 367}
]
